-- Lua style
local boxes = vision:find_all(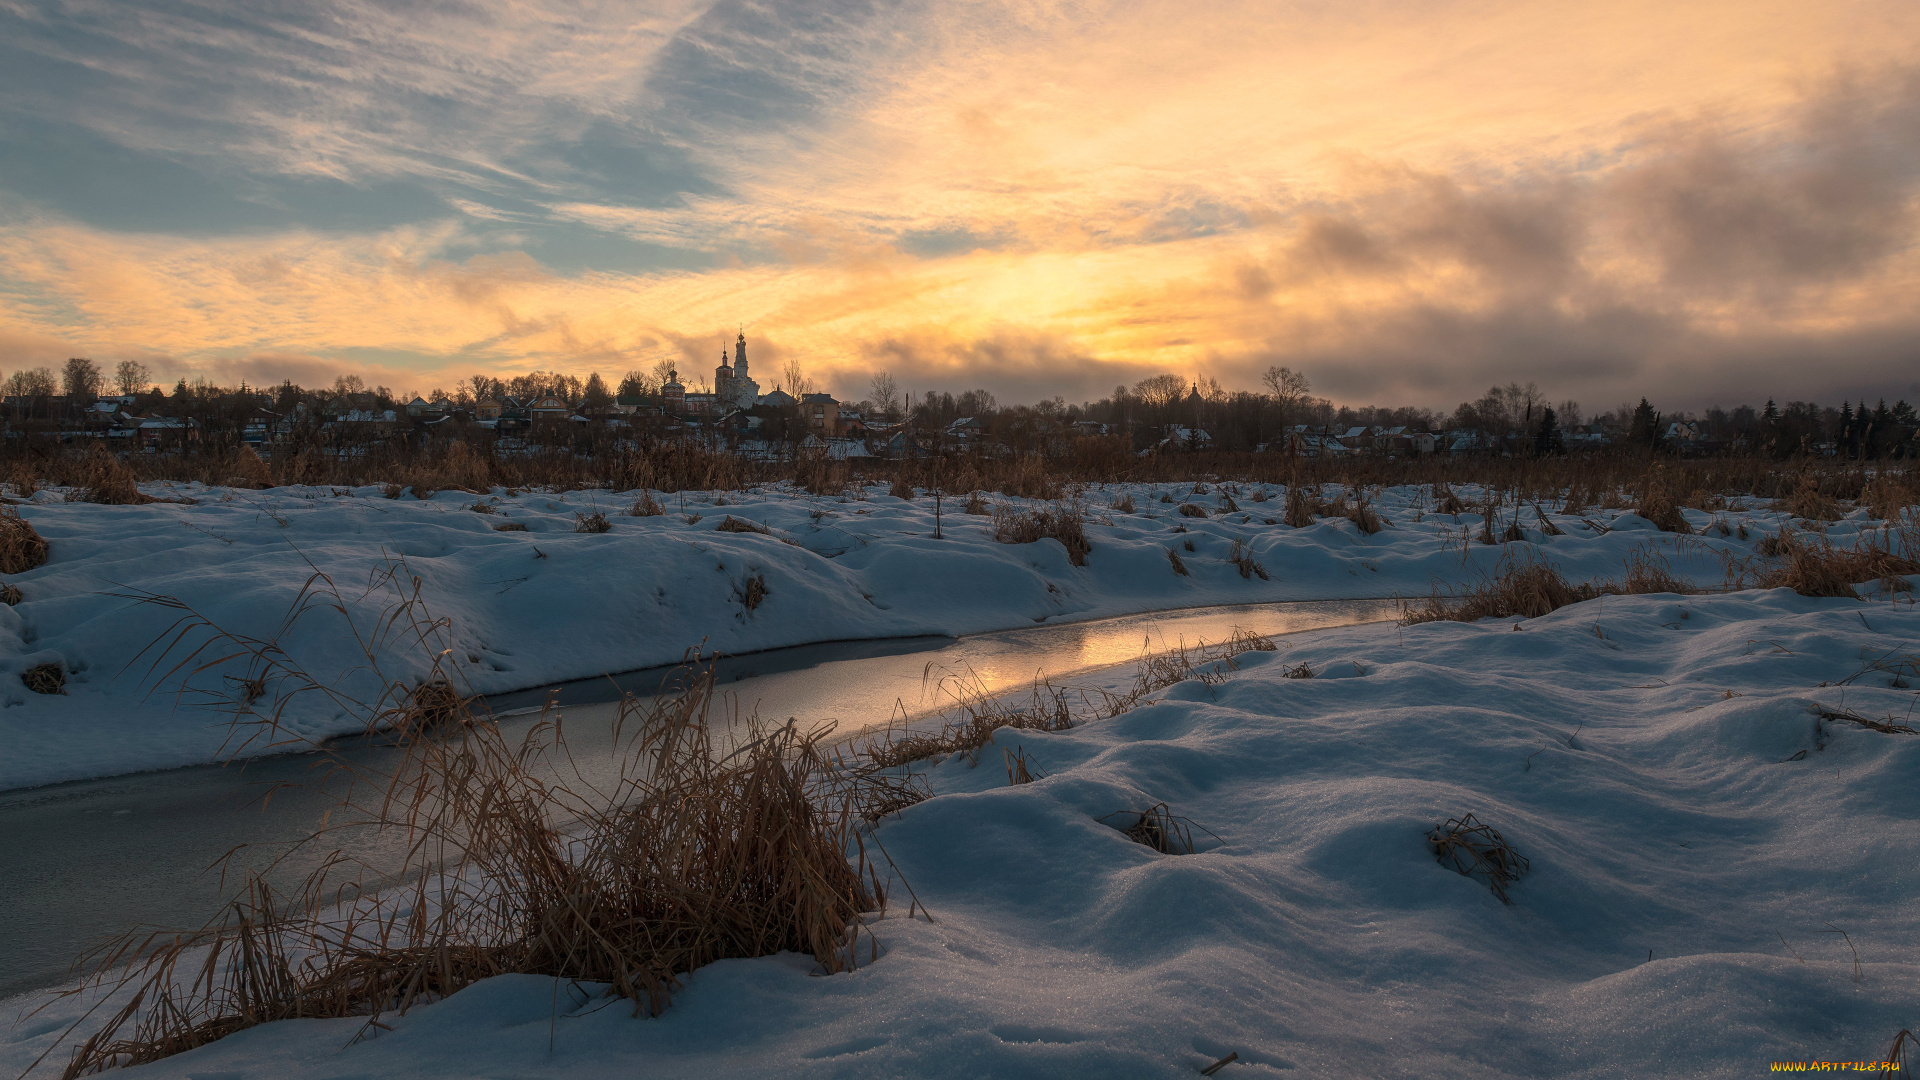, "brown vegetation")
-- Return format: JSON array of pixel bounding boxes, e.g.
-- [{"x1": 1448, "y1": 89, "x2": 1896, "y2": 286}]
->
[
  {"x1": 21, "y1": 661, "x2": 65, "y2": 695},
  {"x1": 990, "y1": 502, "x2": 1090, "y2": 566},
  {"x1": 43, "y1": 579, "x2": 882, "y2": 1077},
  {"x1": 1429, "y1": 813, "x2": 1529, "y2": 904},
  {"x1": 0, "y1": 507, "x2": 49, "y2": 573},
  {"x1": 574, "y1": 510, "x2": 611, "y2": 533}
]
